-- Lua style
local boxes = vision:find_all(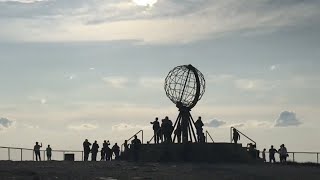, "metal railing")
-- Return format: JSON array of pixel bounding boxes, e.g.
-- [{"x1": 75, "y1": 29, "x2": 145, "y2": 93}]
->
[
  {"x1": 230, "y1": 127, "x2": 256, "y2": 146},
  {"x1": 205, "y1": 130, "x2": 214, "y2": 143},
  {"x1": 264, "y1": 151, "x2": 319, "y2": 164},
  {"x1": 1, "y1": 145, "x2": 319, "y2": 163},
  {"x1": 120, "y1": 130, "x2": 144, "y2": 152},
  {"x1": 0, "y1": 146, "x2": 84, "y2": 161}
]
